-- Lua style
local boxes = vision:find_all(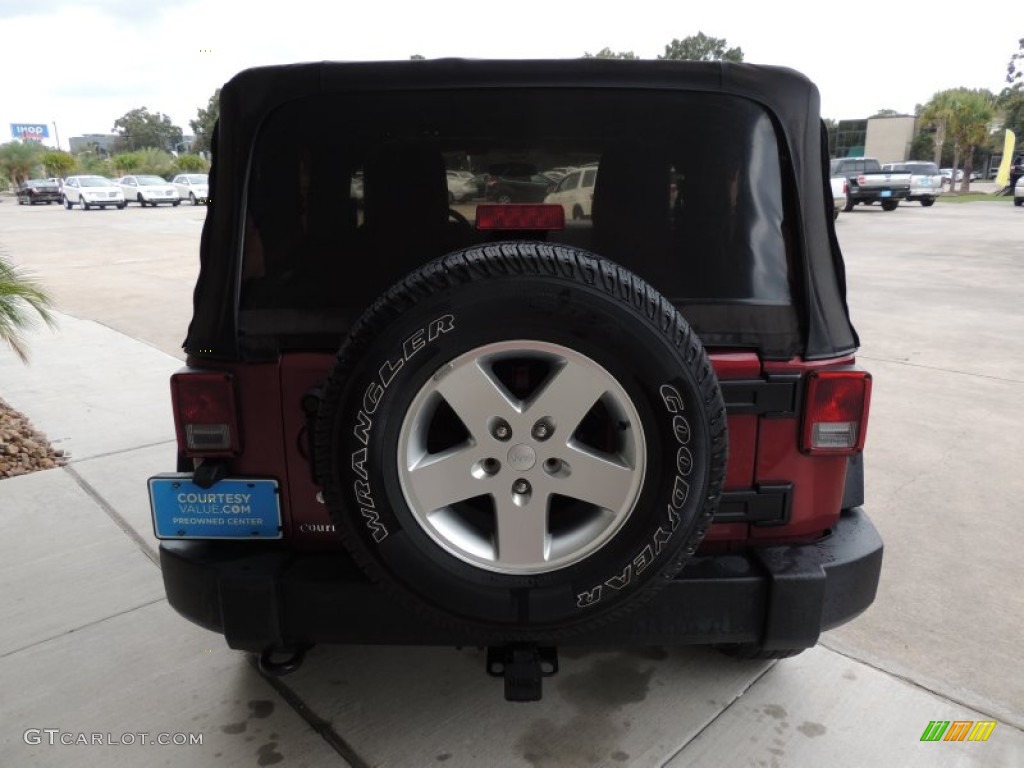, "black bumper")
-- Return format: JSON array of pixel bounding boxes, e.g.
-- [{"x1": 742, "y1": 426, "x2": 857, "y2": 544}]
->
[
  {"x1": 160, "y1": 507, "x2": 882, "y2": 652},
  {"x1": 850, "y1": 192, "x2": 909, "y2": 202}
]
